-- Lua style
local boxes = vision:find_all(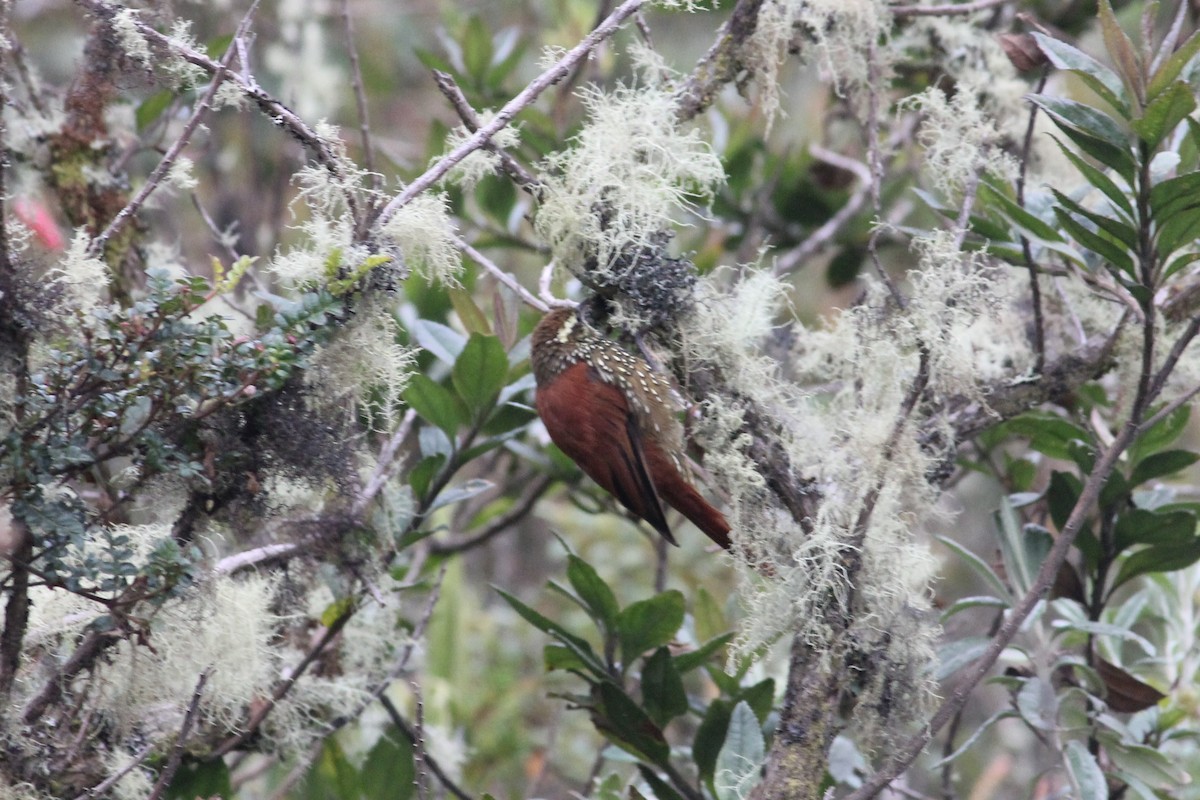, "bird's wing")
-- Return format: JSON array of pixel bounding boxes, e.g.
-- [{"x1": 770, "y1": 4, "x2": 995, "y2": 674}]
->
[{"x1": 536, "y1": 362, "x2": 677, "y2": 545}]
